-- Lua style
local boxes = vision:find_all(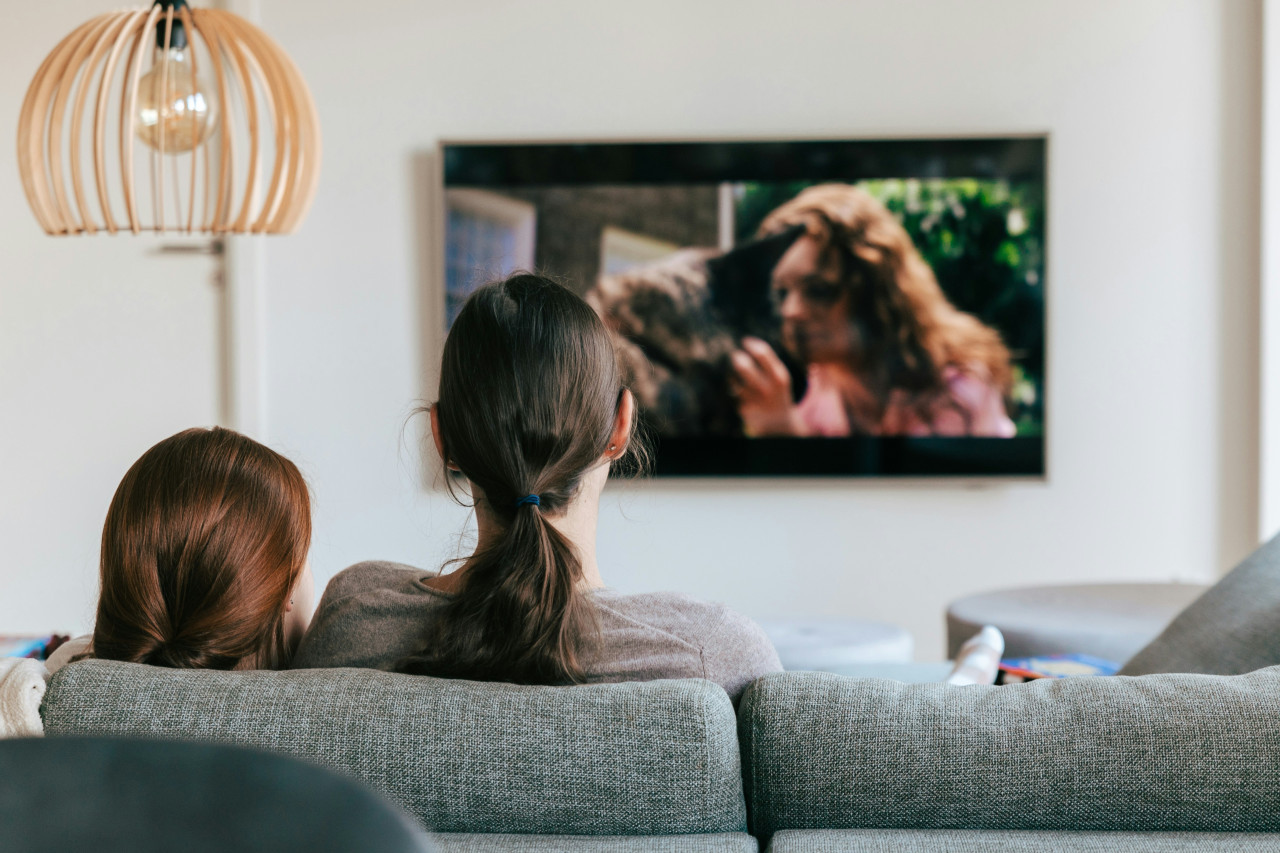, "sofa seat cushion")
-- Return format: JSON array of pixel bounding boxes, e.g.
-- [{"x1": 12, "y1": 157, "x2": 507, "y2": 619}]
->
[
  {"x1": 738, "y1": 669, "x2": 1280, "y2": 839},
  {"x1": 430, "y1": 833, "x2": 757, "y2": 852},
  {"x1": 766, "y1": 830, "x2": 1280, "y2": 852},
  {"x1": 42, "y1": 661, "x2": 746, "y2": 836}
]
